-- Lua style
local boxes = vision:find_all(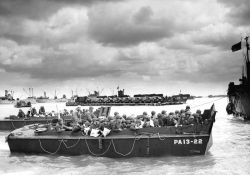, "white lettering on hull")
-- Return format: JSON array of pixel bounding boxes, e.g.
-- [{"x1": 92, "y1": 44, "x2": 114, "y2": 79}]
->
[{"x1": 173, "y1": 139, "x2": 203, "y2": 145}]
